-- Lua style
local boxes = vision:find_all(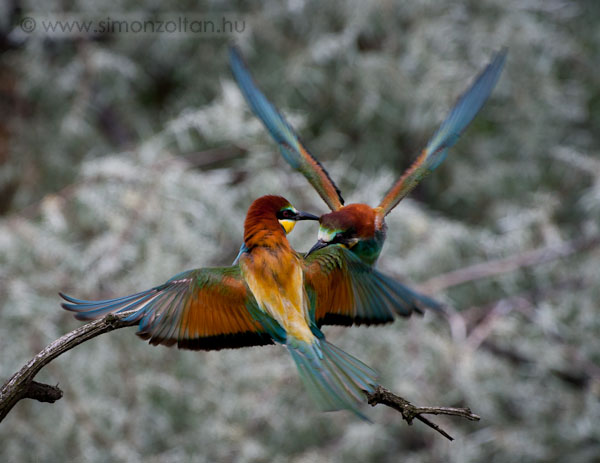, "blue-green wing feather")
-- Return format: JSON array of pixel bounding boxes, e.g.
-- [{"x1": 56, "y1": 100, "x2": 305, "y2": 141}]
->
[
  {"x1": 426, "y1": 48, "x2": 507, "y2": 157},
  {"x1": 229, "y1": 46, "x2": 344, "y2": 211},
  {"x1": 379, "y1": 49, "x2": 507, "y2": 215}
]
